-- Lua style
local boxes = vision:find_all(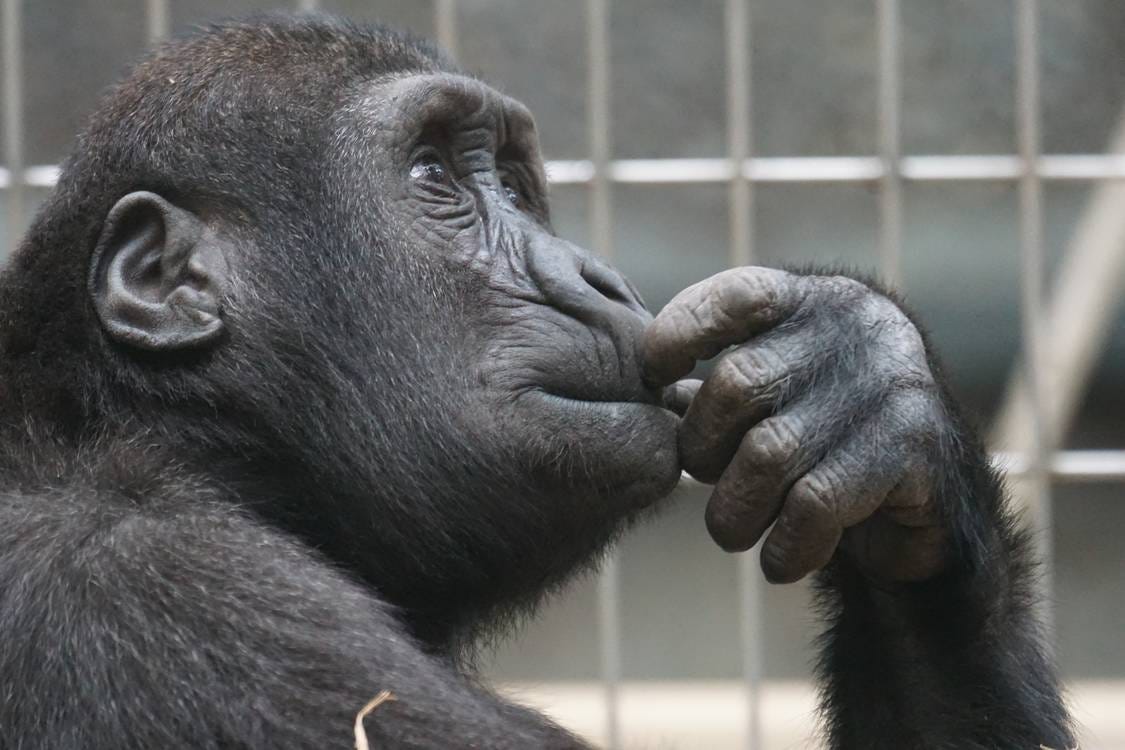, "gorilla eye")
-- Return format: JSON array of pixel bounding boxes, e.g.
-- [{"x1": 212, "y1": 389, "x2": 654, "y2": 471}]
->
[
  {"x1": 410, "y1": 154, "x2": 453, "y2": 186},
  {"x1": 498, "y1": 167, "x2": 526, "y2": 209}
]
